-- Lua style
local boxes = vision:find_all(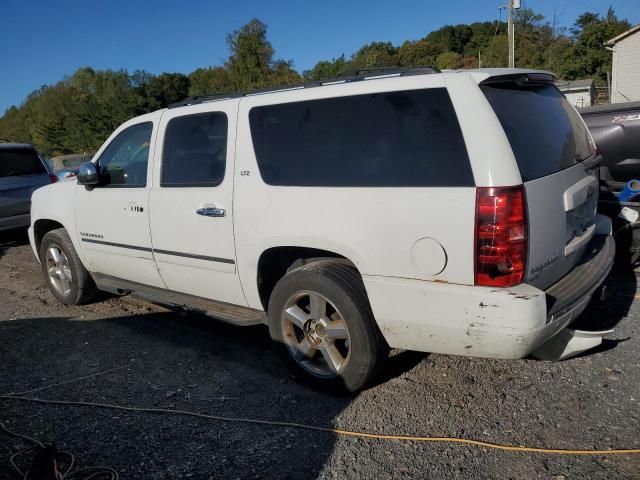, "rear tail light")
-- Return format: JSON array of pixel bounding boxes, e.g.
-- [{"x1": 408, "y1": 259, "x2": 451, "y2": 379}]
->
[
  {"x1": 475, "y1": 186, "x2": 527, "y2": 287},
  {"x1": 49, "y1": 173, "x2": 58, "y2": 183}
]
